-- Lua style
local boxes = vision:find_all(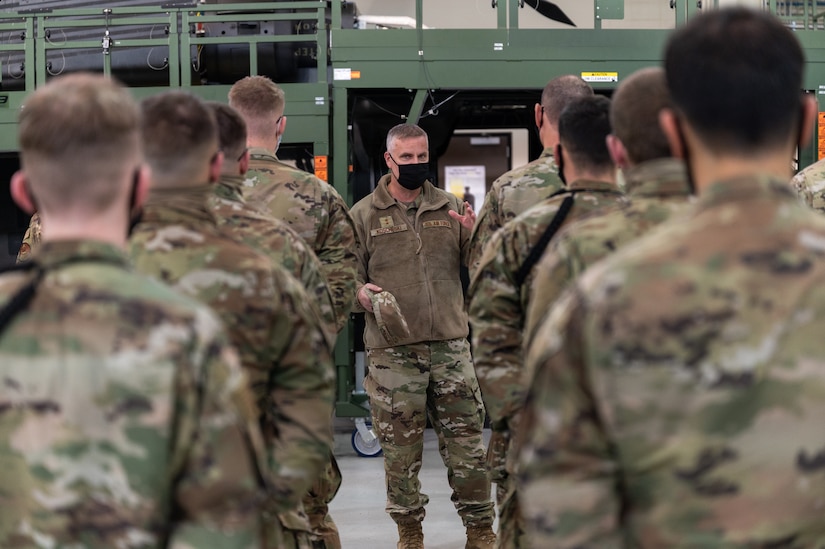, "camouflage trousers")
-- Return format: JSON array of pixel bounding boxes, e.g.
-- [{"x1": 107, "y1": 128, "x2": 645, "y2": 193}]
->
[
  {"x1": 364, "y1": 338, "x2": 494, "y2": 527},
  {"x1": 488, "y1": 422, "x2": 527, "y2": 548},
  {"x1": 301, "y1": 452, "x2": 342, "y2": 549}
]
